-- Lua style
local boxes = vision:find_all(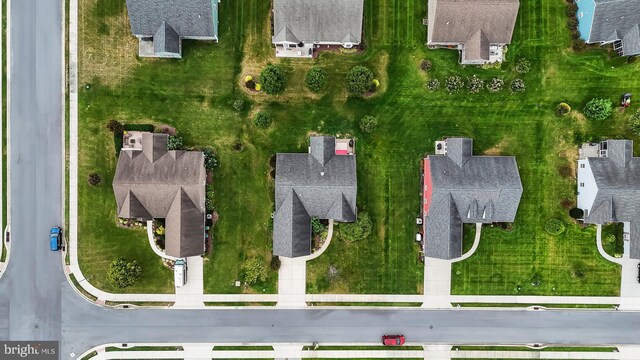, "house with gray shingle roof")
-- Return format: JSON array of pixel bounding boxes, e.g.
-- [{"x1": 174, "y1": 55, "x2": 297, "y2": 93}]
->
[
  {"x1": 273, "y1": 136, "x2": 357, "y2": 258},
  {"x1": 422, "y1": 138, "x2": 523, "y2": 260},
  {"x1": 577, "y1": 140, "x2": 640, "y2": 258},
  {"x1": 126, "y1": 0, "x2": 220, "y2": 58},
  {"x1": 272, "y1": 0, "x2": 364, "y2": 58},
  {"x1": 426, "y1": 0, "x2": 520, "y2": 64},
  {"x1": 576, "y1": 0, "x2": 640, "y2": 57},
  {"x1": 113, "y1": 133, "x2": 206, "y2": 258}
]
